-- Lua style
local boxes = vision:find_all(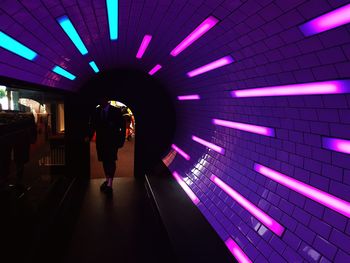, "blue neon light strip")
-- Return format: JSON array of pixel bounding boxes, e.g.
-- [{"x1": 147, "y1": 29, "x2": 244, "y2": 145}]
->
[
  {"x1": 89, "y1": 61, "x2": 100, "y2": 73},
  {"x1": 52, "y1": 65, "x2": 76, "y2": 80},
  {"x1": 57, "y1": 16, "x2": 88, "y2": 55},
  {"x1": 106, "y1": 0, "x2": 118, "y2": 40},
  {"x1": 0, "y1": 31, "x2": 38, "y2": 61}
]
